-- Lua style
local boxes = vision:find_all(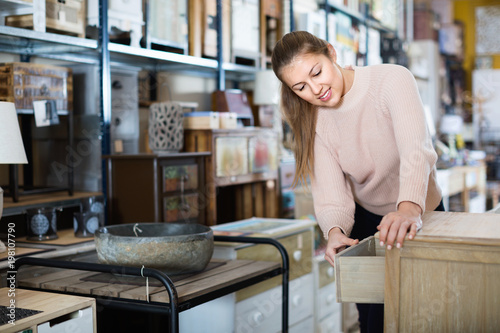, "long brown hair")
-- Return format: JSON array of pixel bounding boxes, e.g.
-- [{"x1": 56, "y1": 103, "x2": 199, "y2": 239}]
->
[{"x1": 271, "y1": 31, "x2": 330, "y2": 187}]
